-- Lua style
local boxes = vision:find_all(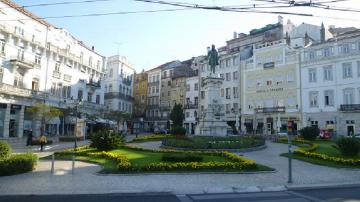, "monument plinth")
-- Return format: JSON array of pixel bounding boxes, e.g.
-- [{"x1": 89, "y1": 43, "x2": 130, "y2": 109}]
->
[{"x1": 195, "y1": 75, "x2": 229, "y2": 136}]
